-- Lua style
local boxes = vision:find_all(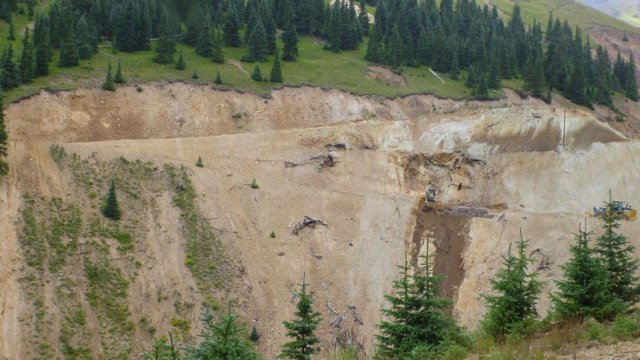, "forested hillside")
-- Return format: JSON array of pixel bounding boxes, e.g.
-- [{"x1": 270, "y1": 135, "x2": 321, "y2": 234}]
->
[{"x1": 0, "y1": 0, "x2": 635, "y2": 109}]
